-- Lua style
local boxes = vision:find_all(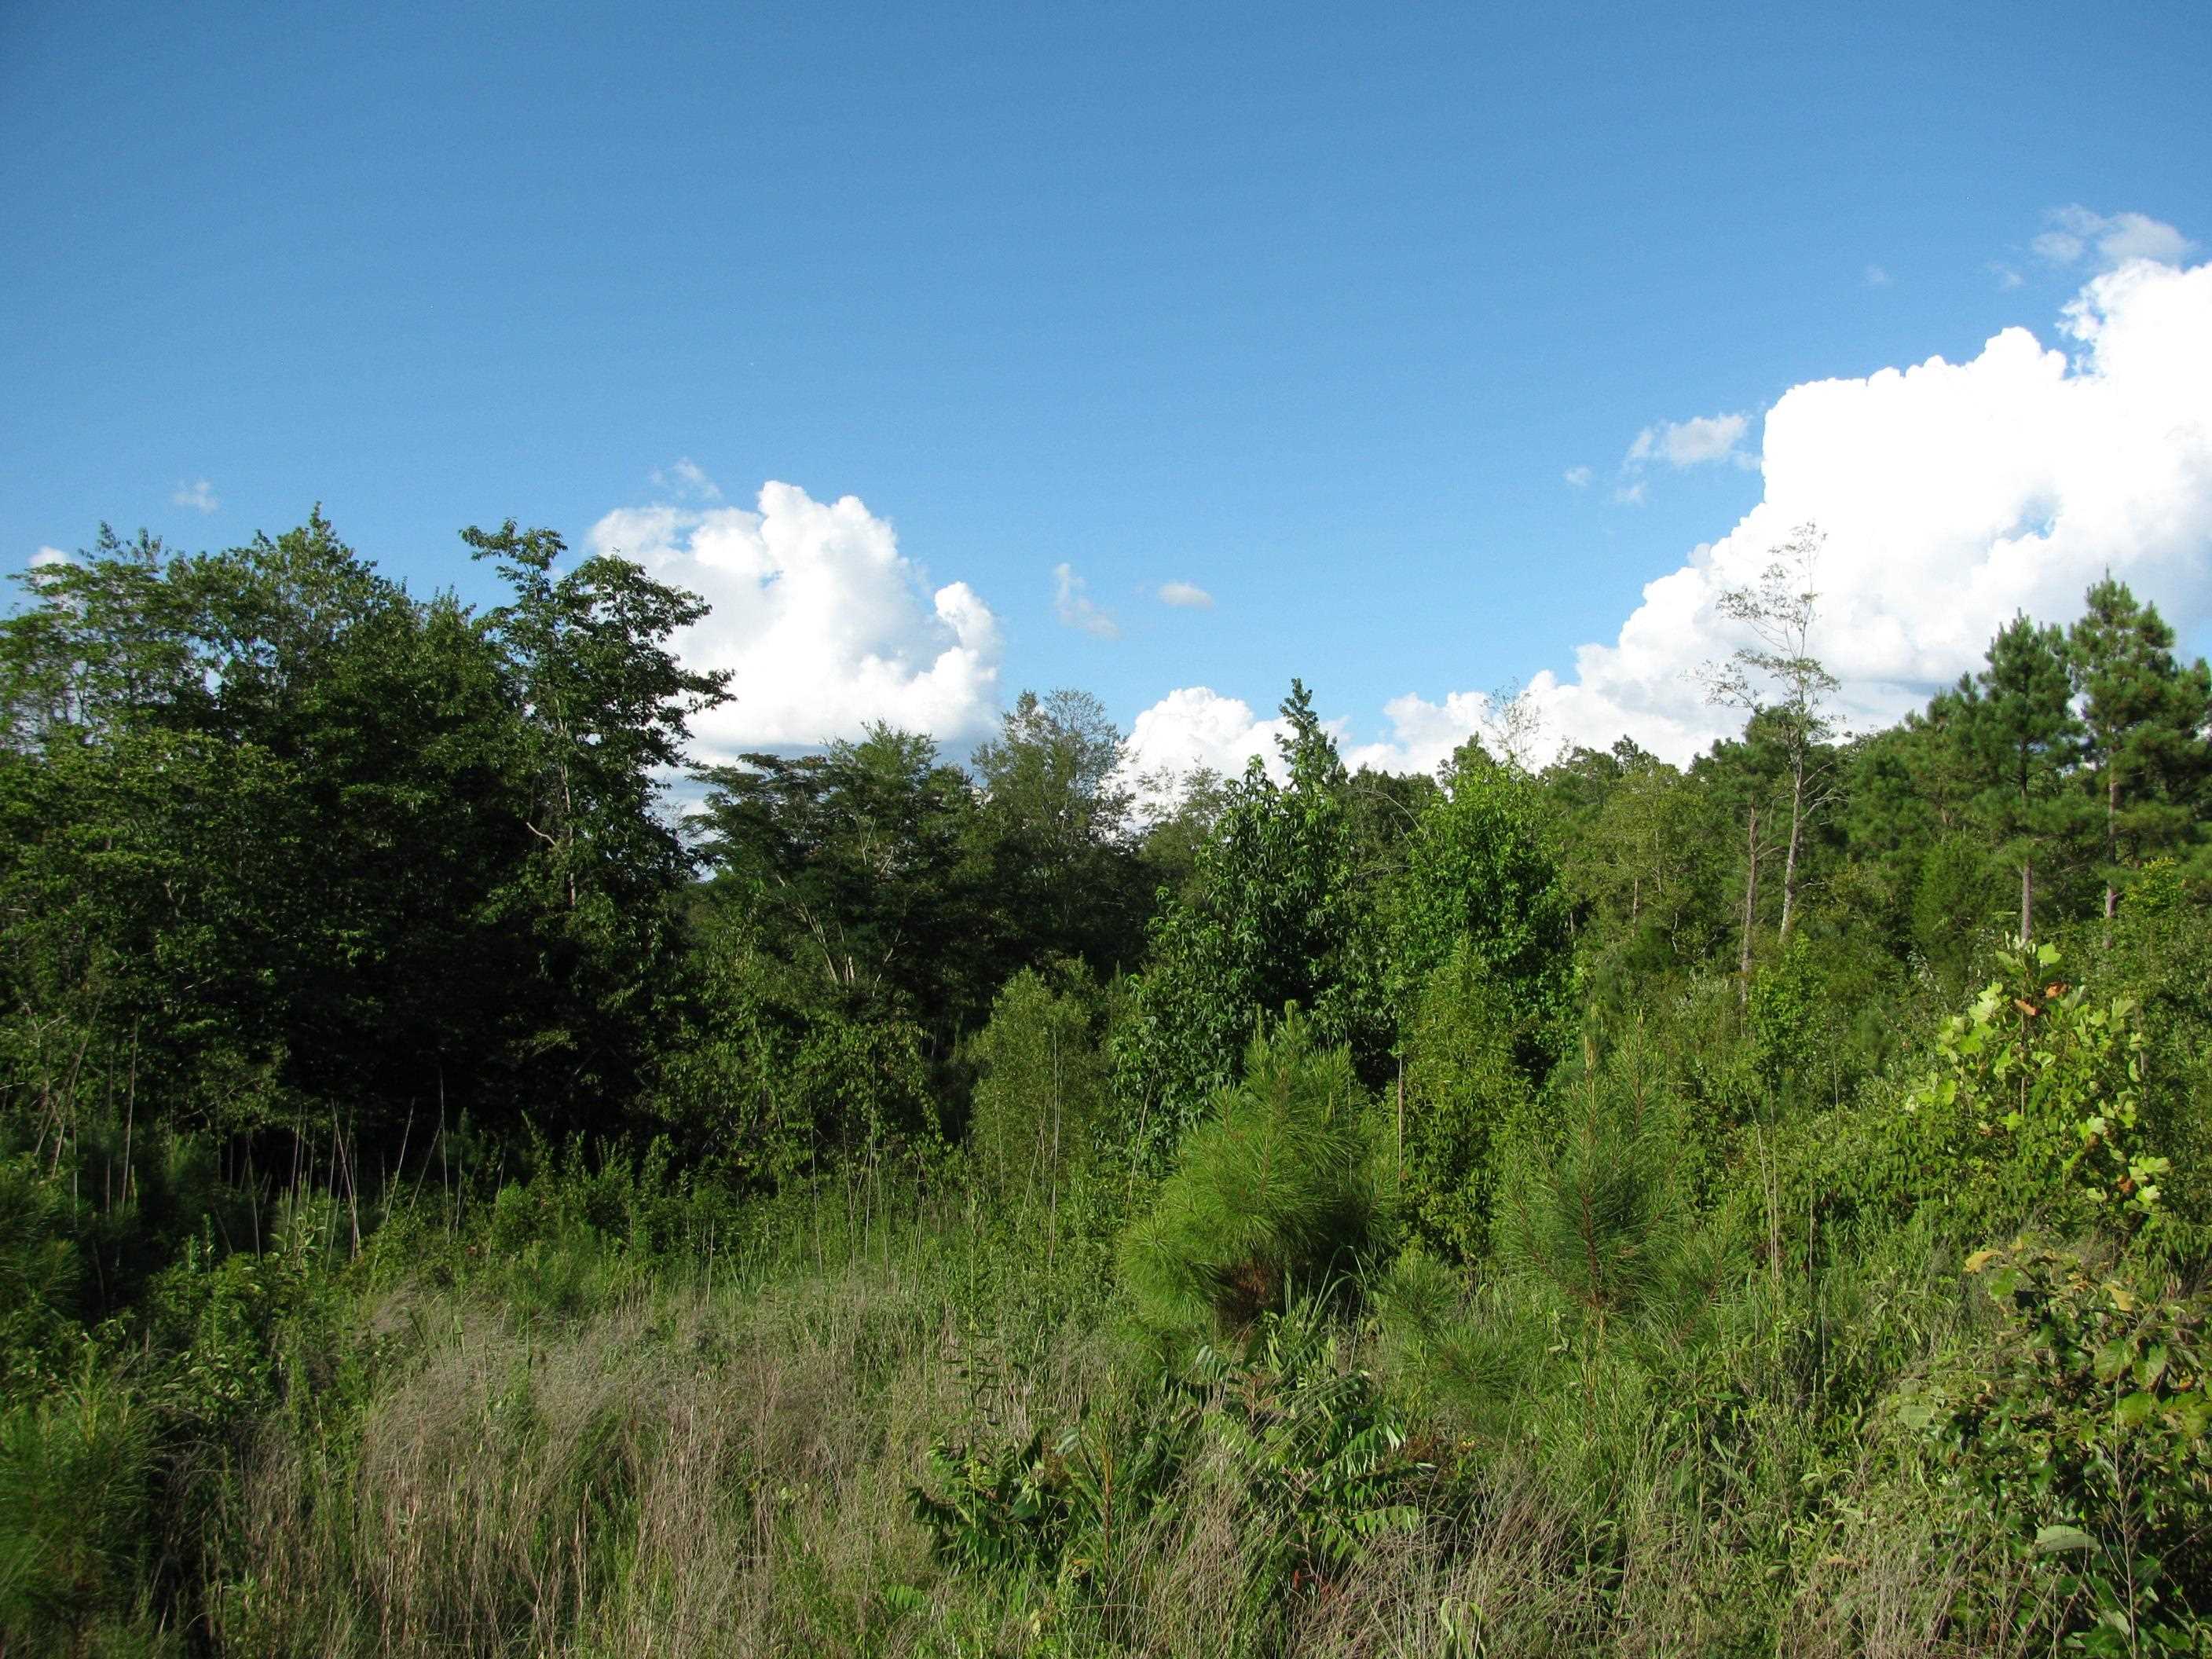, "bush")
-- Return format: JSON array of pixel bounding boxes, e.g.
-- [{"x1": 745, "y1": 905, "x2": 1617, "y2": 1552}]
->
[
  {"x1": 0, "y1": 1368, "x2": 174, "y2": 1655},
  {"x1": 1899, "y1": 941, "x2": 2165, "y2": 1247},
  {"x1": 967, "y1": 965, "x2": 1108, "y2": 1209},
  {"x1": 1397, "y1": 943, "x2": 1535, "y2": 1264},
  {"x1": 1906, "y1": 1240, "x2": 2212, "y2": 1652},
  {"x1": 1119, "y1": 1015, "x2": 1390, "y2": 1344}
]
